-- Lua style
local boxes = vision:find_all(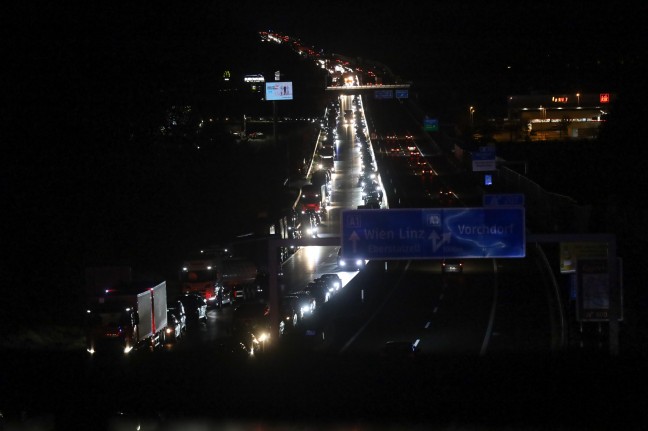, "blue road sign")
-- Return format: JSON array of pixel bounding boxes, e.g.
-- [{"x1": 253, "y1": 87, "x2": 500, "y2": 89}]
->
[
  {"x1": 483, "y1": 193, "x2": 525, "y2": 207},
  {"x1": 472, "y1": 148, "x2": 497, "y2": 171},
  {"x1": 341, "y1": 208, "x2": 525, "y2": 260},
  {"x1": 395, "y1": 89, "x2": 409, "y2": 99},
  {"x1": 423, "y1": 117, "x2": 439, "y2": 132},
  {"x1": 374, "y1": 90, "x2": 393, "y2": 99}
]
